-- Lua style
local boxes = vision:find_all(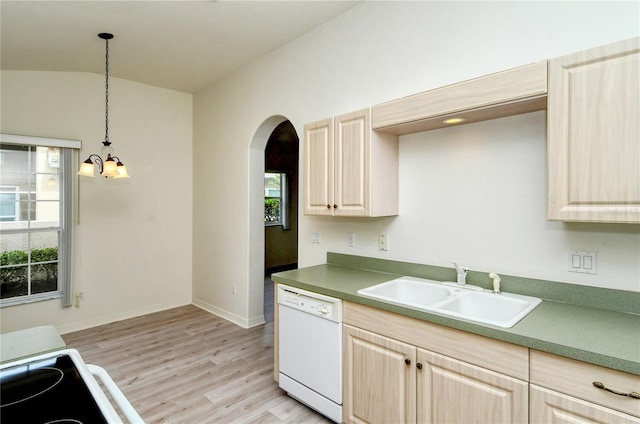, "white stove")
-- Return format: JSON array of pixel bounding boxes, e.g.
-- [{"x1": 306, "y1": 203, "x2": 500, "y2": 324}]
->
[{"x1": 0, "y1": 348, "x2": 143, "y2": 423}]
